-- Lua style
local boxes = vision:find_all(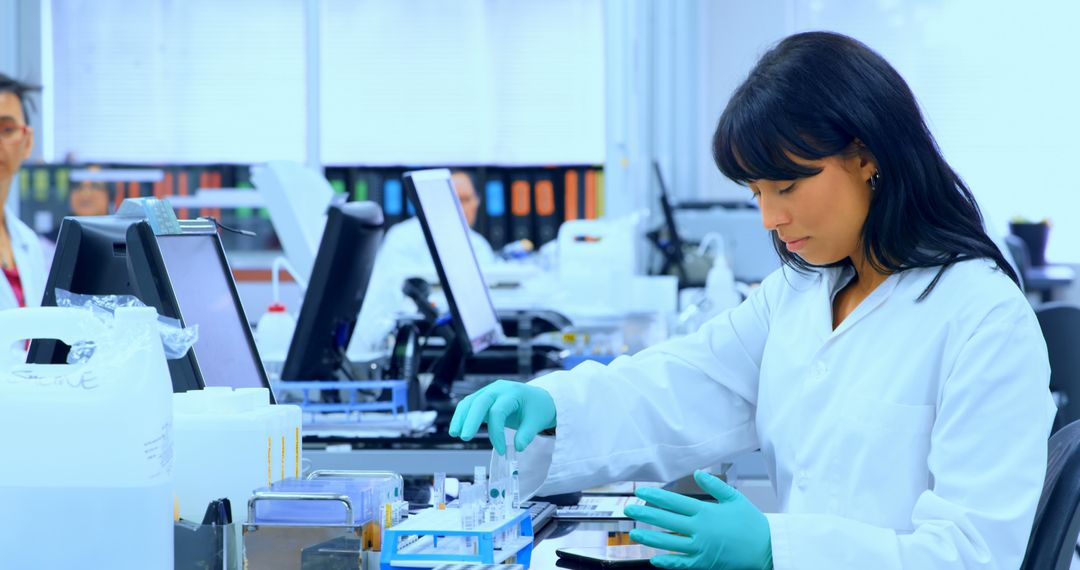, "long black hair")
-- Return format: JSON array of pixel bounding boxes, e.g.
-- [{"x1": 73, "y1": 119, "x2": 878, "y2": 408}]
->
[{"x1": 713, "y1": 31, "x2": 1019, "y2": 300}]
